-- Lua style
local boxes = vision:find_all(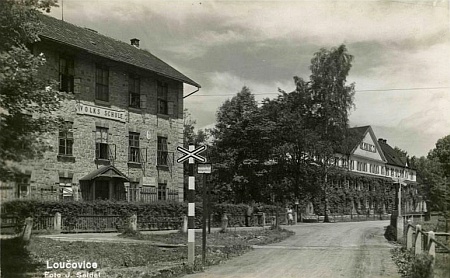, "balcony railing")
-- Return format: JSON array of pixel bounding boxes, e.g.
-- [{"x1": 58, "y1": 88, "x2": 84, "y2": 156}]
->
[
  {"x1": 157, "y1": 151, "x2": 174, "y2": 166},
  {"x1": 129, "y1": 147, "x2": 147, "y2": 164},
  {"x1": 95, "y1": 143, "x2": 116, "y2": 163}
]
